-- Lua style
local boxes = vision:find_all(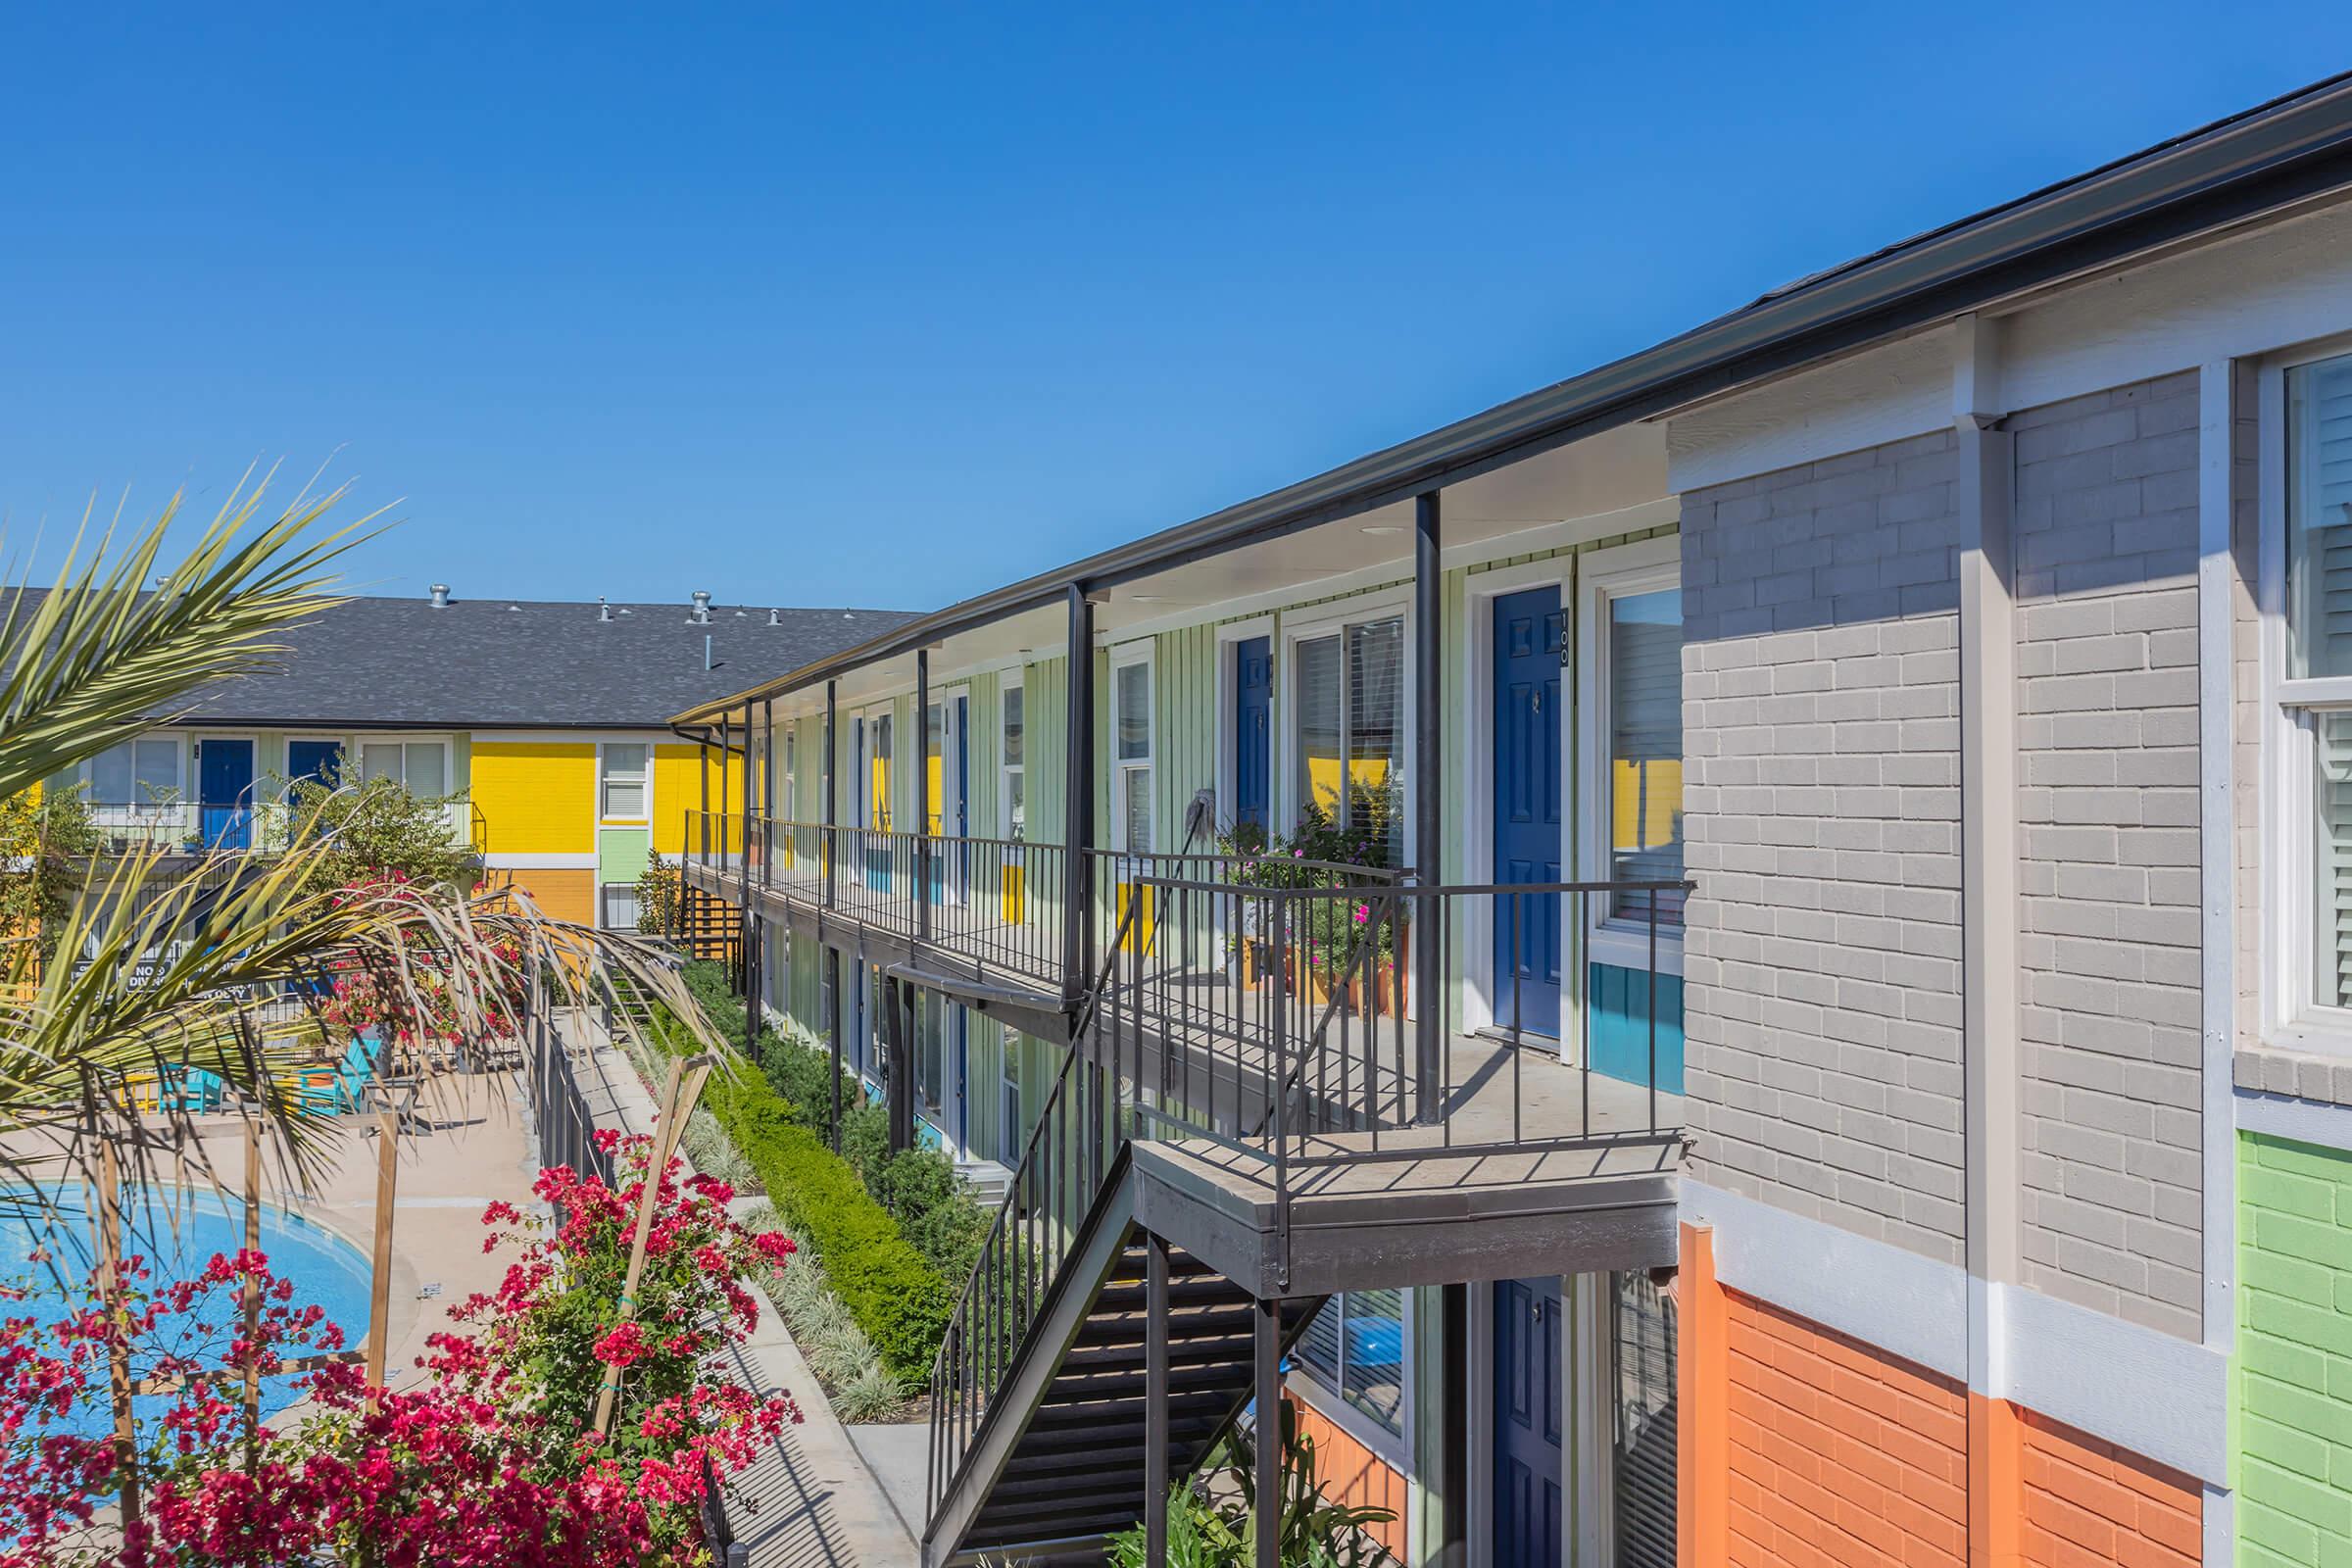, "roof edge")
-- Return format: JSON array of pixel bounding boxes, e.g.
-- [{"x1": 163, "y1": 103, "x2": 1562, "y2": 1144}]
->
[{"x1": 677, "y1": 70, "x2": 2352, "y2": 725}]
